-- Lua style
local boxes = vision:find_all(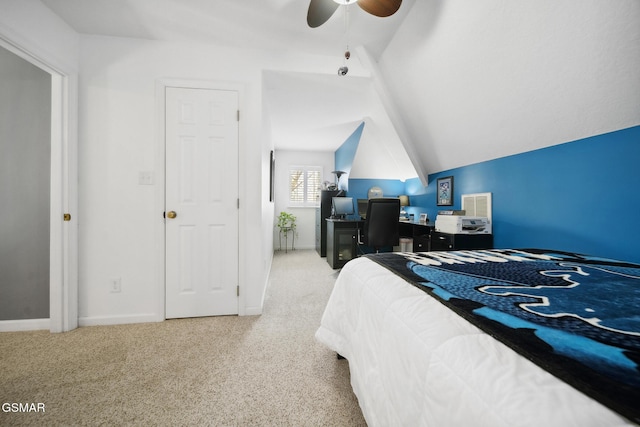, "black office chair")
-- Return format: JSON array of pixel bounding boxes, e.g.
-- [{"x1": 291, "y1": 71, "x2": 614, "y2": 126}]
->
[{"x1": 360, "y1": 198, "x2": 400, "y2": 253}]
